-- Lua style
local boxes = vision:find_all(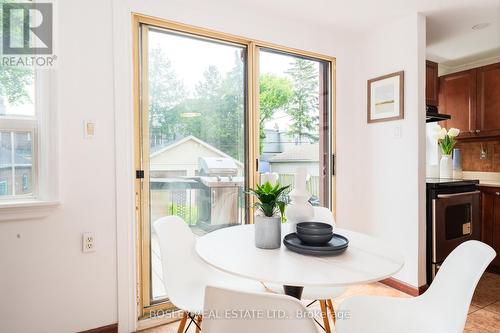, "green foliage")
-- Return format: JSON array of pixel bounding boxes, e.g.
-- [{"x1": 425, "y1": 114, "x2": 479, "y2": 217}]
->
[
  {"x1": 286, "y1": 59, "x2": 319, "y2": 142},
  {"x1": 259, "y1": 74, "x2": 293, "y2": 152},
  {"x1": 0, "y1": 66, "x2": 33, "y2": 105},
  {"x1": 248, "y1": 181, "x2": 289, "y2": 218},
  {"x1": 149, "y1": 49, "x2": 245, "y2": 161},
  {"x1": 0, "y1": 1, "x2": 34, "y2": 112},
  {"x1": 168, "y1": 203, "x2": 198, "y2": 225},
  {"x1": 438, "y1": 134, "x2": 456, "y2": 155},
  {"x1": 148, "y1": 47, "x2": 187, "y2": 142}
]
